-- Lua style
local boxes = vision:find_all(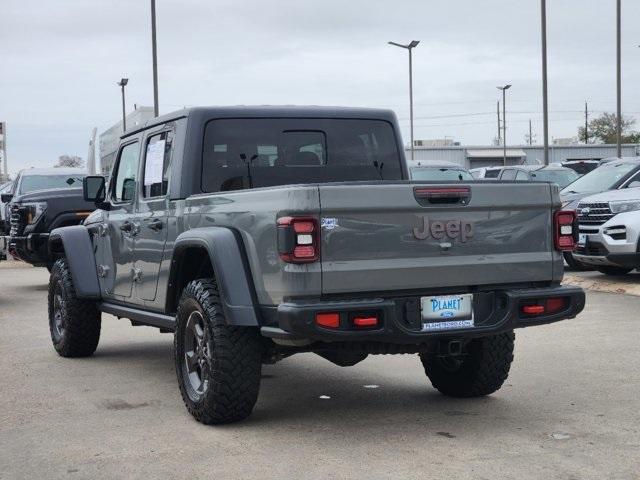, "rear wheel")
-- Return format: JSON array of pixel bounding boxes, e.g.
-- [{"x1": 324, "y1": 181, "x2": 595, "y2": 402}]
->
[
  {"x1": 48, "y1": 259, "x2": 101, "y2": 357},
  {"x1": 420, "y1": 332, "x2": 514, "y2": 397},
  {"x1": 596, "y1": 266, "x2": 632, "y2": 276},
  {"x1": 174, "y1": 278, "x2": 262, "y2": 424}
]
